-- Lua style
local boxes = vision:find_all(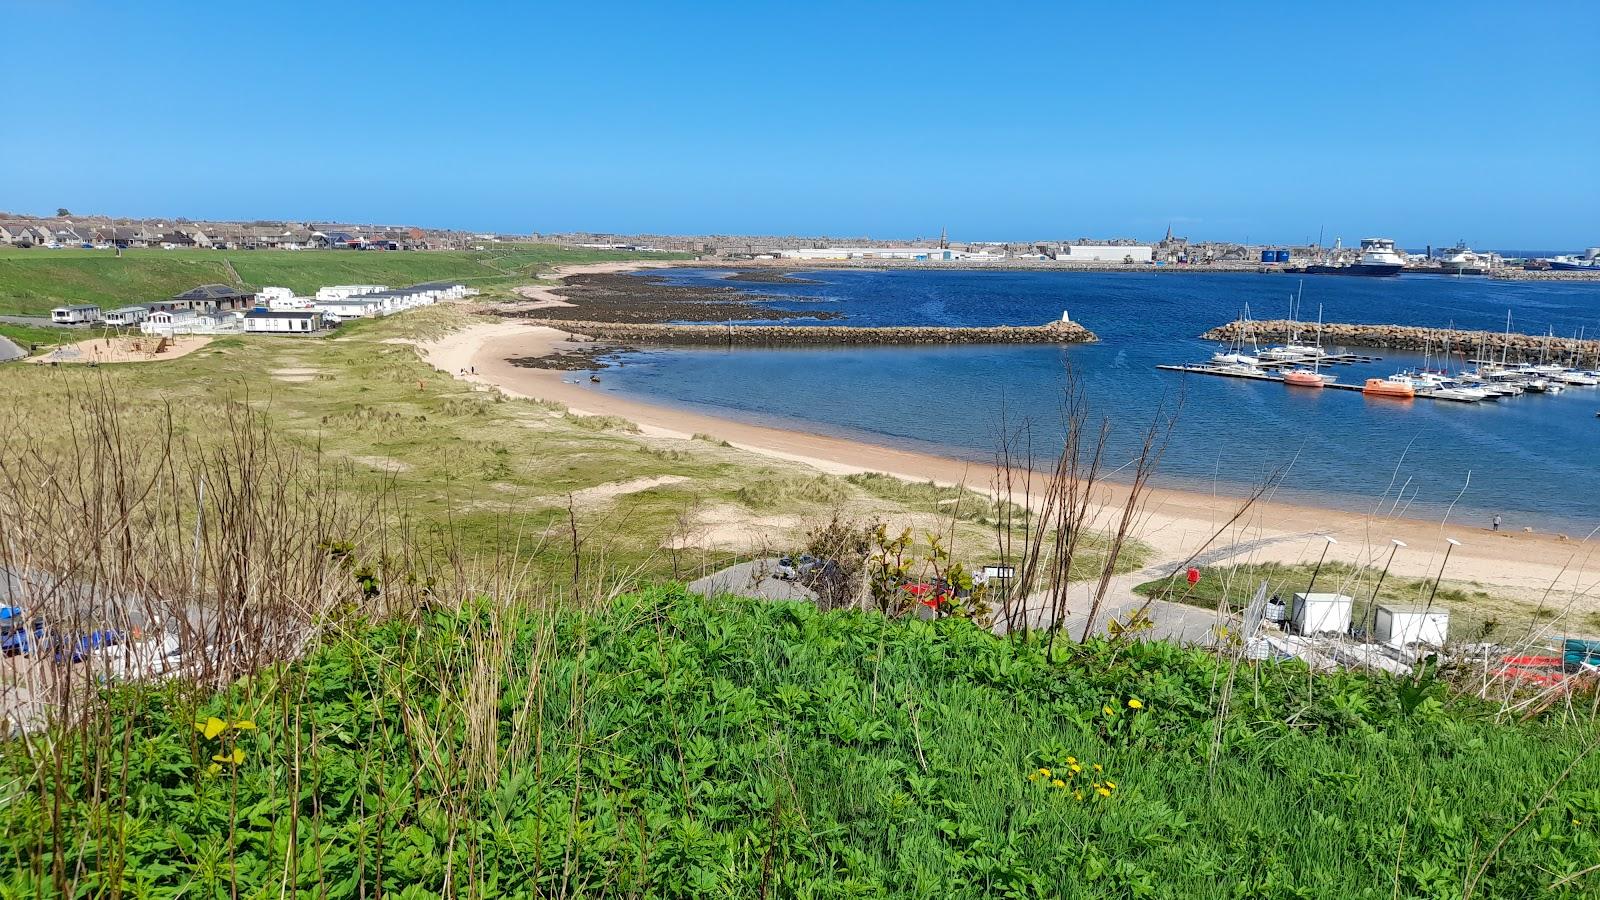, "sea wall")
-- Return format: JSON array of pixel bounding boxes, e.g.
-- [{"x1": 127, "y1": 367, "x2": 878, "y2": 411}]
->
[
  {"x1": 1488, "y1": 269, "x2": 1600, "y2": 282},
  {"x1": 530, "y1": 319, "x2": 1097, "y2": 346},
  {"x1": 1203, "y1": 319, "x2": 1600, "y2": 361}
]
